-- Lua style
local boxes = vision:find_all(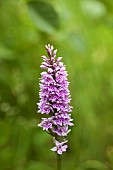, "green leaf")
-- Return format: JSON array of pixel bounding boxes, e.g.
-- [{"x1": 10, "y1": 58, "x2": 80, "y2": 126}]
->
[{"x1": 27, "y1": 1, "x2": 60, "y2": 33}]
